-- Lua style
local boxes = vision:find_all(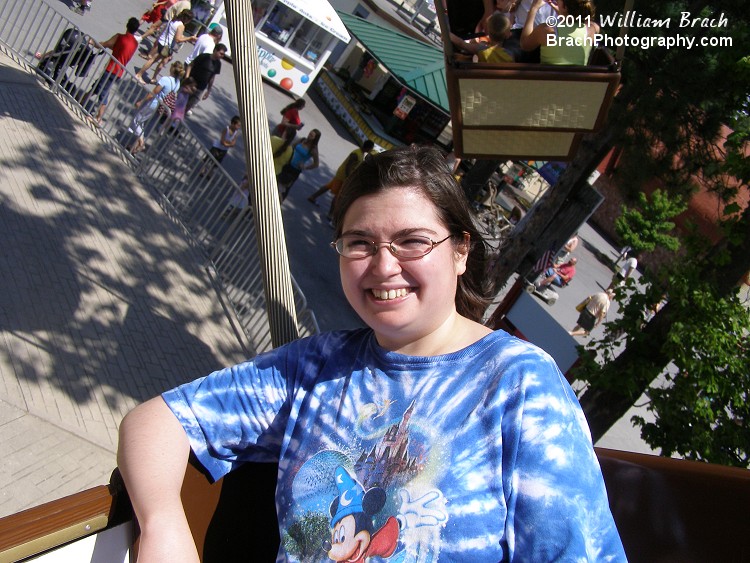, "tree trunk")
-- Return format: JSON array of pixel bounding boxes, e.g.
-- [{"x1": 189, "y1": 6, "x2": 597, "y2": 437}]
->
[
  {"x1": 580, "y1": 303, "x2": 675, "y2": 442},
  {"x1": 486, "y1": 129, "x2": 614, "y2": 327}
]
